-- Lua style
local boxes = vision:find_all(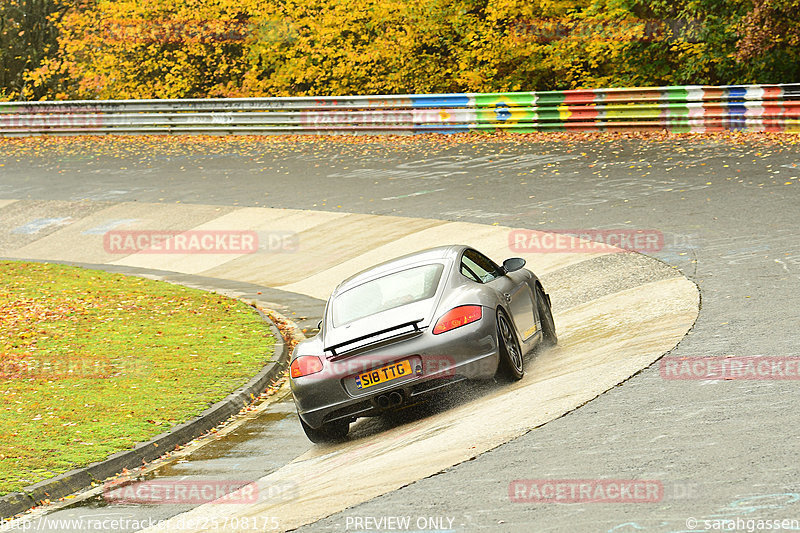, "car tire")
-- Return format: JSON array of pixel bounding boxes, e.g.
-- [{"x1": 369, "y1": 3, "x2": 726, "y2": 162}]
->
[
  {"x1": 536, "y1": 284, "x2": 558, "y2": 346},
  {"x1": 299, "y1": 415, "x2": 349, "y2": 443},
  {"x1": 496, "y1": 309, "x2": 524, "y2": 381}
]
